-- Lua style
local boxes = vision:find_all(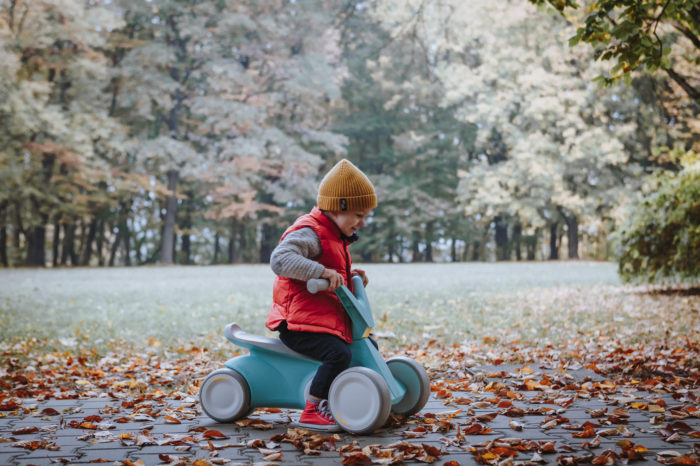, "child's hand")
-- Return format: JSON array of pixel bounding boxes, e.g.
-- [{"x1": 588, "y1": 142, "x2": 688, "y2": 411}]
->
[
  {"x1": 321, "y1": 268, "x2": 345, "y2": 291},
  {"x1": 352, "y1": 269, "x2": 369, "y2": 287}
]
